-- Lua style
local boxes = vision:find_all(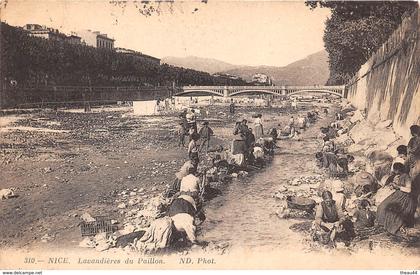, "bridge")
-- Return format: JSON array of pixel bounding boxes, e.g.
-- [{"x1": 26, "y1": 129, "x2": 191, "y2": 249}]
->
[{"x1": 176, "y1": 85, "x2": 347, "y2": 98}]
